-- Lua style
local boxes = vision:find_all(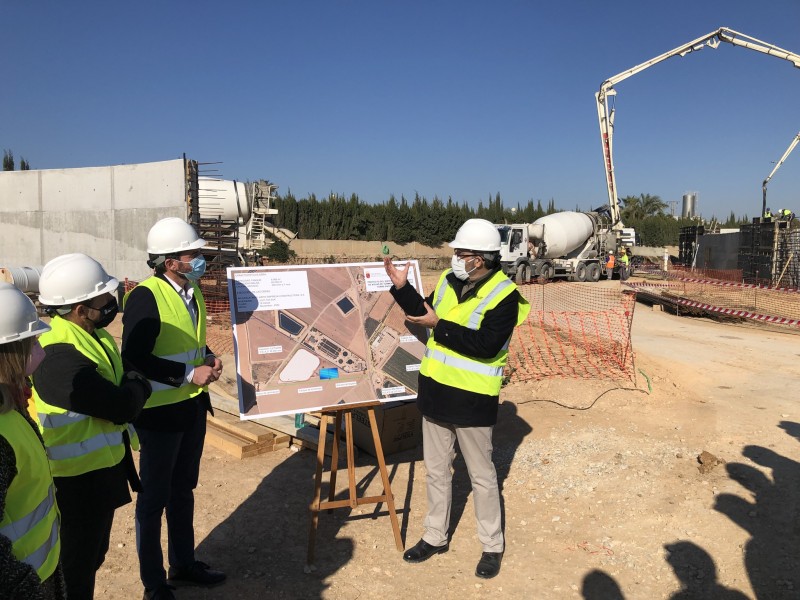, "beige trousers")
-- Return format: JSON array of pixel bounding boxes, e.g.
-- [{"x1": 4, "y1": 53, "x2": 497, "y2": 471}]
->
[{"x1": 420, "y1": 416, "x2": 504, "y2": 552}]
